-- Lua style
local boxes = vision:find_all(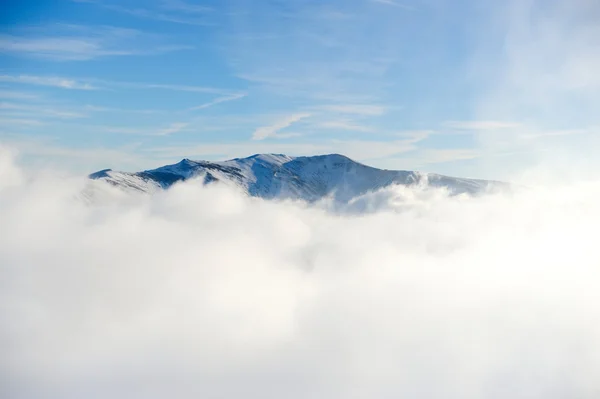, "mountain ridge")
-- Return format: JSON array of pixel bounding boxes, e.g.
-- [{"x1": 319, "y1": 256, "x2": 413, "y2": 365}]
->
[{"x1": 89, "y1": 153, "x2": 507, "y2": 202}]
